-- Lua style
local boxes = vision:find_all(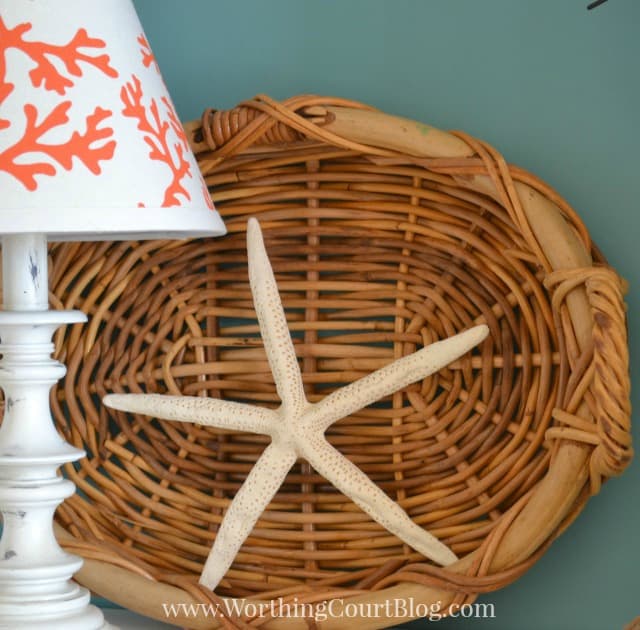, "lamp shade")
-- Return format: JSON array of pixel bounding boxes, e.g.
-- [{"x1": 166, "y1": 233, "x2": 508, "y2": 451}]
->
[{"x1": 0, "y1": 0, "x2": 225, "y2": 241}]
